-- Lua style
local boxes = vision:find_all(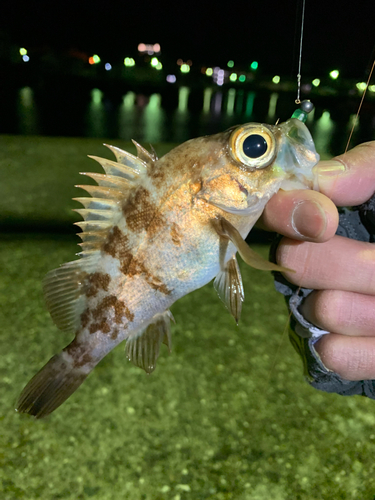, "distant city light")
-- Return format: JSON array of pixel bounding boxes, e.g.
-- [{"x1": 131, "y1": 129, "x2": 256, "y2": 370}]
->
[
  {"x1": 239, "y1": 74, "x2": 246, "y2": 82},
  {"x1": 177, "y1": 59, "x2": 183, "y2": 66},
  {"x1": 138, "y1": 43, "x2": 161, "y2": 55},
  {"x1": 91, "y1": 88, "x2": 103, "y2": 104},
  {"x1": 229, "y1": 73, "x2": 237, "y2": 82},
  {"x1": 369, "y1": 85, "x2": 375, "y2": 93},
  {"x1": 329, "y1": 70, "x2": 339, "y2": 80},
  {"x1": 22, "y1": 55, "x2": 30, "y2": 62},
  {"x1": 214, "y1": 68, "x2": 225, "y2": 86},
  {"x1": 105, "y1": 63, "x2": 112, "y2": 71},
  {"x1": 250, "y1": 61, "x2": 258, "y2": 70},
  {"x1": 89, "y1": 55, "x2": 100, "y2": 65},
  {"x1": 227, "y1": 60, "x2": 234, "y2": 68},
  {"x1": 312, "y1": 78, "x2": 320, "y2": 87},
  {"x1": 180, "y1": 64, "x2": 190, "y2": 73},
  {"x1": 356, "y1": 82, "x2": 367, "y2": 91},
  {"x1": 19, "y1": 48, "x2": 27, "y2": 56},
  {"x1": 155, "y1": 62, "x2": 163, "y2": 70},
  {"x1": 272, "y1": 75, "x2": 280, "y2": 84},
  {"x1": 166, "y1": 74, "x2": 176, "y2": 83},
  {"x1": 124, "y1": 57, "x2": 135, "y2": 67},
  {"x1": 151, "y1": 57, "x2": 159, "y2": 67},
  {"x1": 205, "y1": 67, "x2": 213, "y2": 76}
]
